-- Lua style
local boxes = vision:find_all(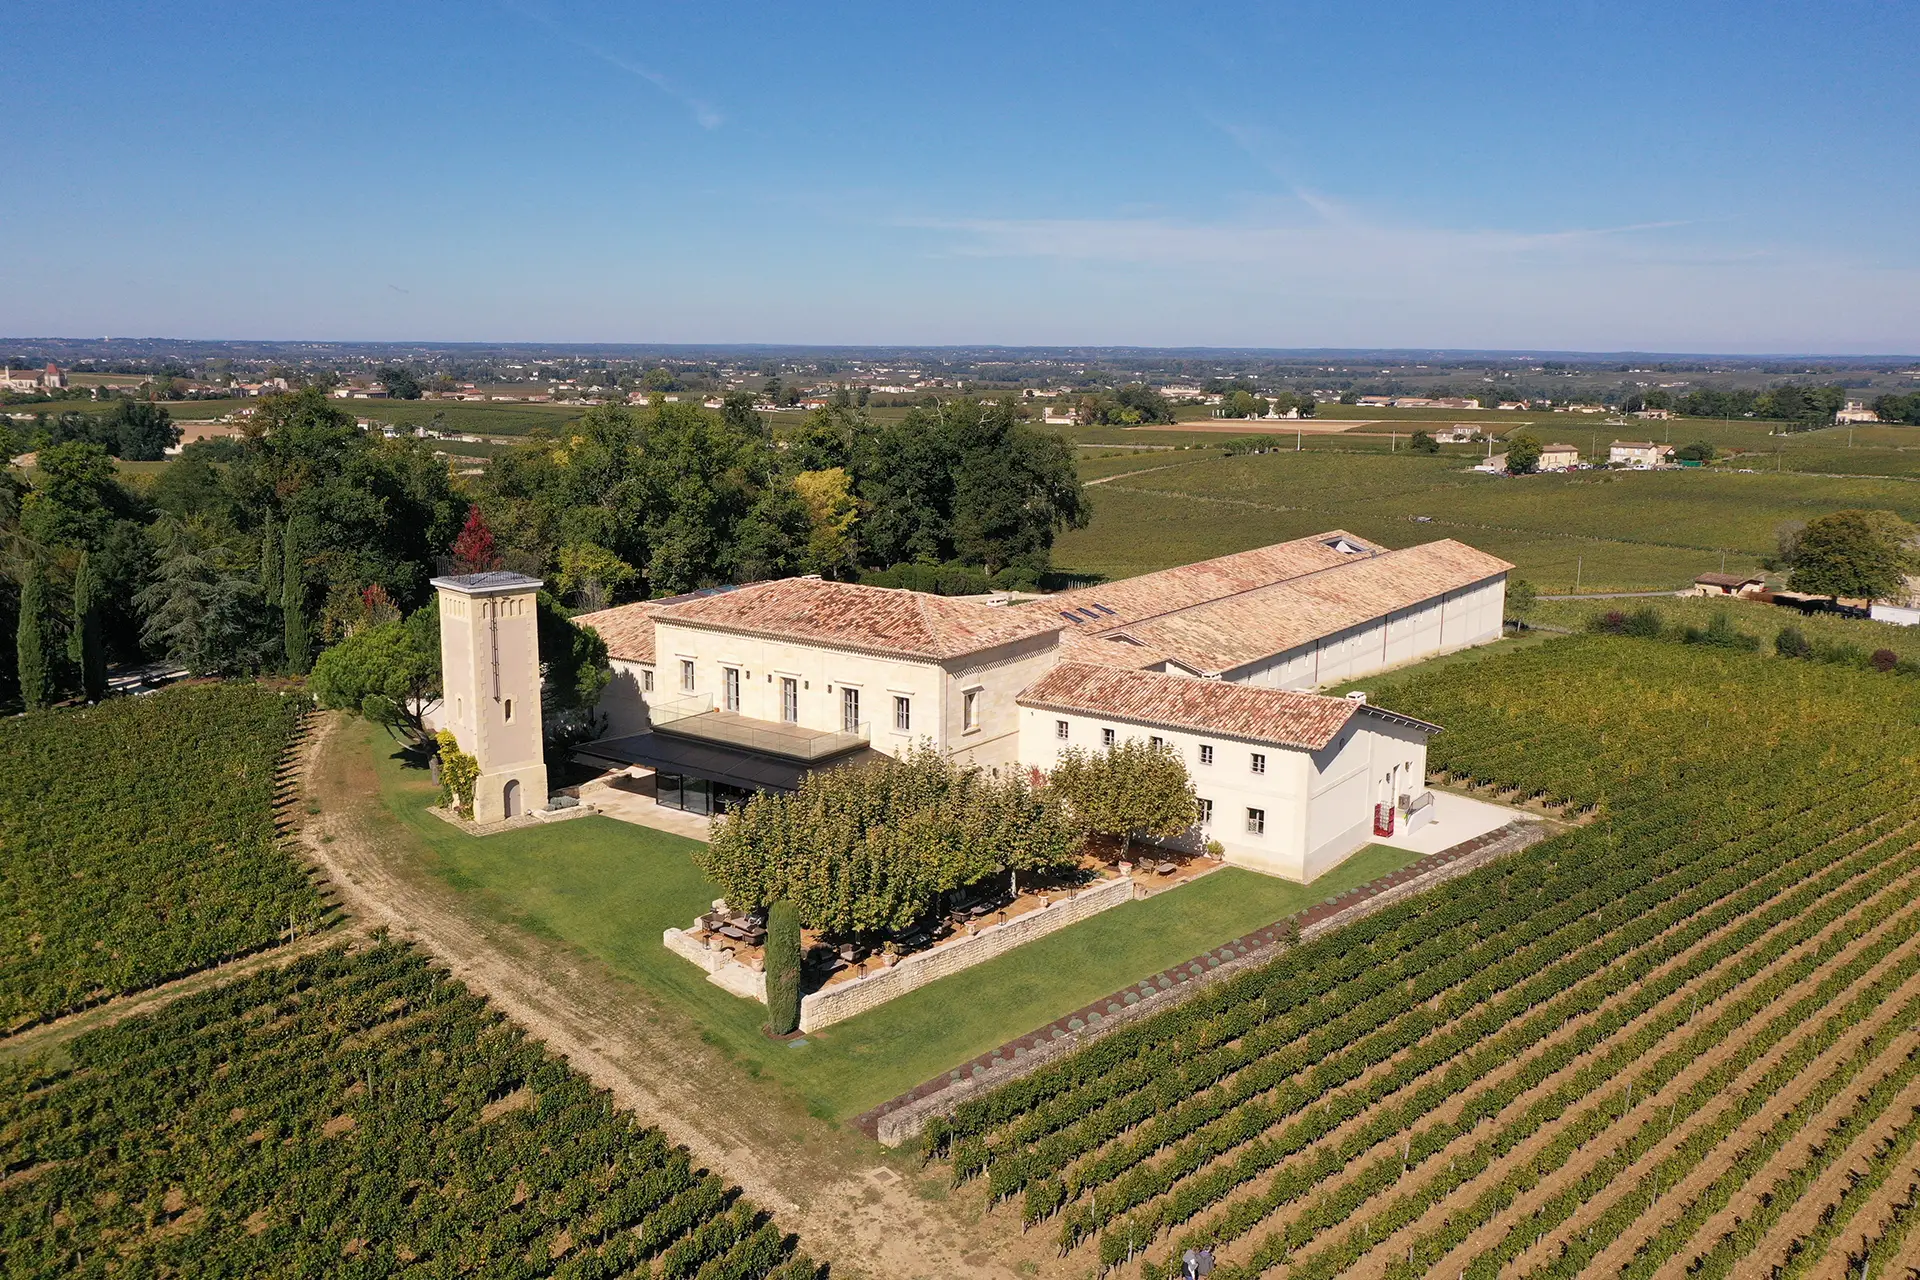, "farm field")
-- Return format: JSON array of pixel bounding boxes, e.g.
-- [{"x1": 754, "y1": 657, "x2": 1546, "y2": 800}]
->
[
  {"x1": 348, "y1": 399, "x2": 589, "y2": 437},
  {"x1": 0, "y1": 940, "x2": 822, "y2": 1280},
  {"x1": 0, "y1": 683, "x2": 327, "y2": 1030},
  {"x1": 359, "y1": 719, "x2": 1418, "y2": 1122},
  {"x1": 4, "y1": 397, "x2": 242, "y2": 421},
  {"x1": 933, "y1": 635, "x2": 1920, "y2": 1278},
  {"x1": 1054, "y1": 448, "x2": 1920, "y2": 591},
  {"x1": 1526, "y1": 594, "x2": 1920, "y2": 668}
]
